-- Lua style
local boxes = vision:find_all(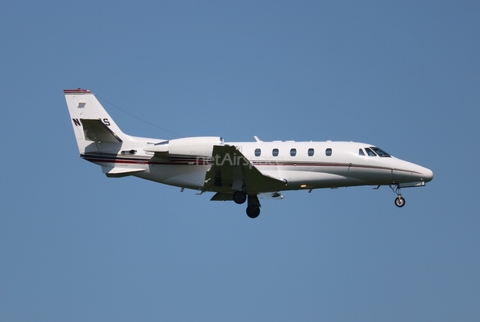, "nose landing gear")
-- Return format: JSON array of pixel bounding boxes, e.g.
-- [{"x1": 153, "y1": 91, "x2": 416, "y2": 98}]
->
[
  {"x1": 395, "y1": 195, "x2": 406, "y2": 207},
  {"x1": 390, "y1": 183, "x2": 406, "y2": 208}
]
